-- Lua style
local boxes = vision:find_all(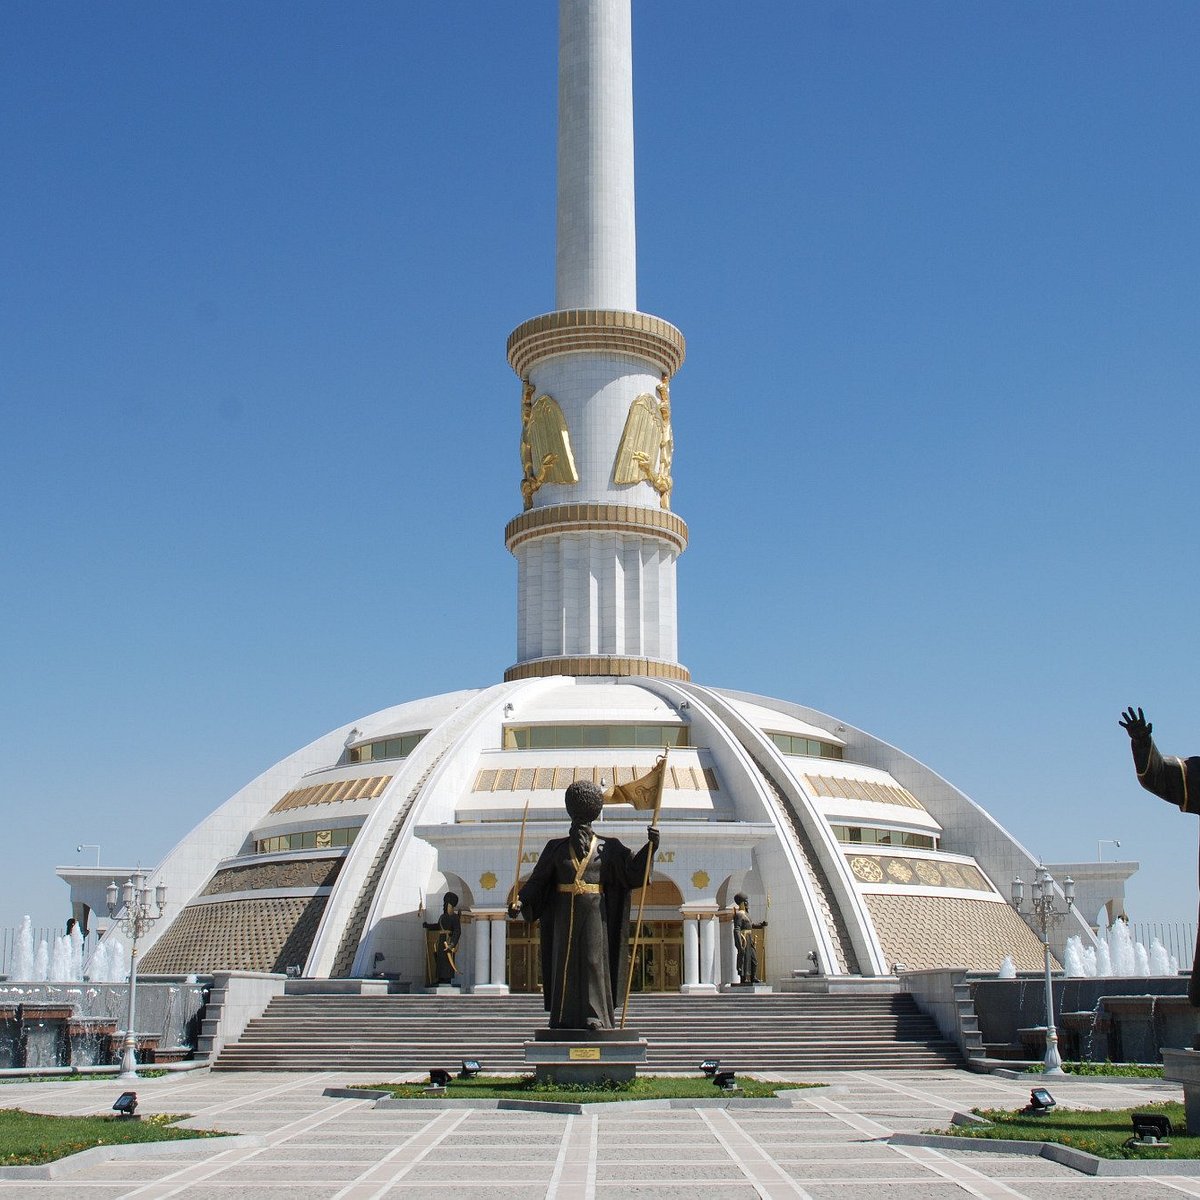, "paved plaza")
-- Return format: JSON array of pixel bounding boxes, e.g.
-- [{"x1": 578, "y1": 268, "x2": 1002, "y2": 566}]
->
[{"x1": 1, "y1": 1067, "x2": 1198, "y2": 1198}]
